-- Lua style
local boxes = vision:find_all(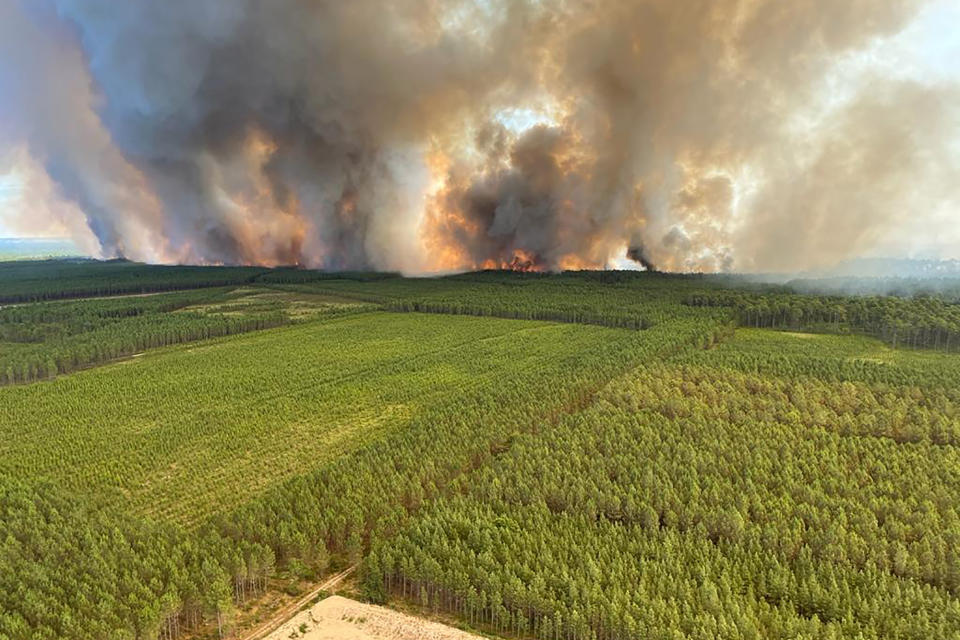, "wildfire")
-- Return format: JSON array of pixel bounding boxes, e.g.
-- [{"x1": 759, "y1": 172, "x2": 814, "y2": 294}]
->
[
  {"x1": 504, "y1": 249, "x2": 539, "y2": 271},
  {"x1": 557, "y1": 254, "x2": 595, "y2": 271},
  {"x1": 474, "y1": 249, "x2": 540, "y2": 272}
]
